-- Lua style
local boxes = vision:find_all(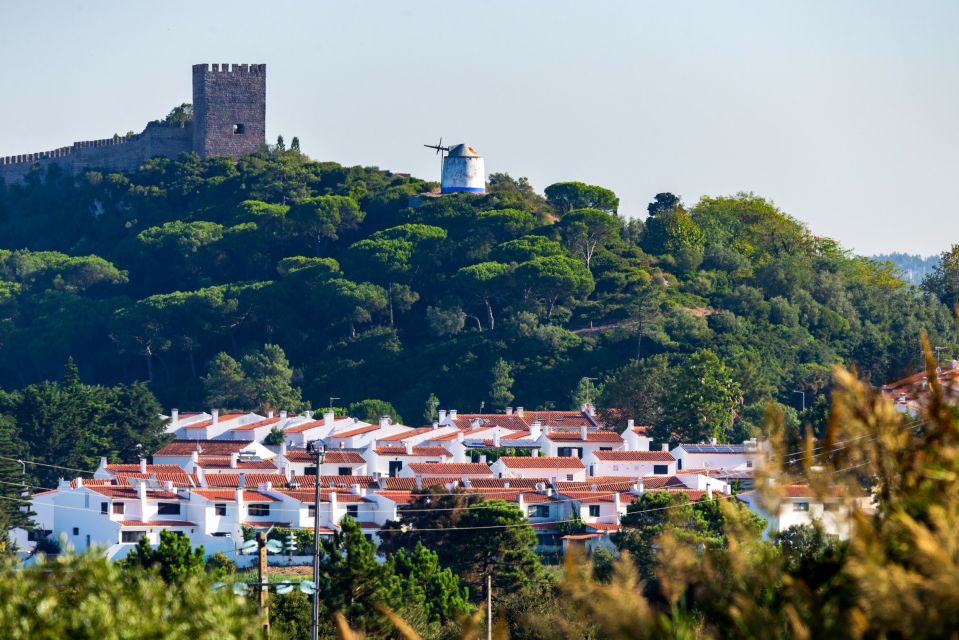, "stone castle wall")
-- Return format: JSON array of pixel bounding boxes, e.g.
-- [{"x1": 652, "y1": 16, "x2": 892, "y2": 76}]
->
[{"x1": 0, "y1": 63, "x2": 265, "y2": 185}]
